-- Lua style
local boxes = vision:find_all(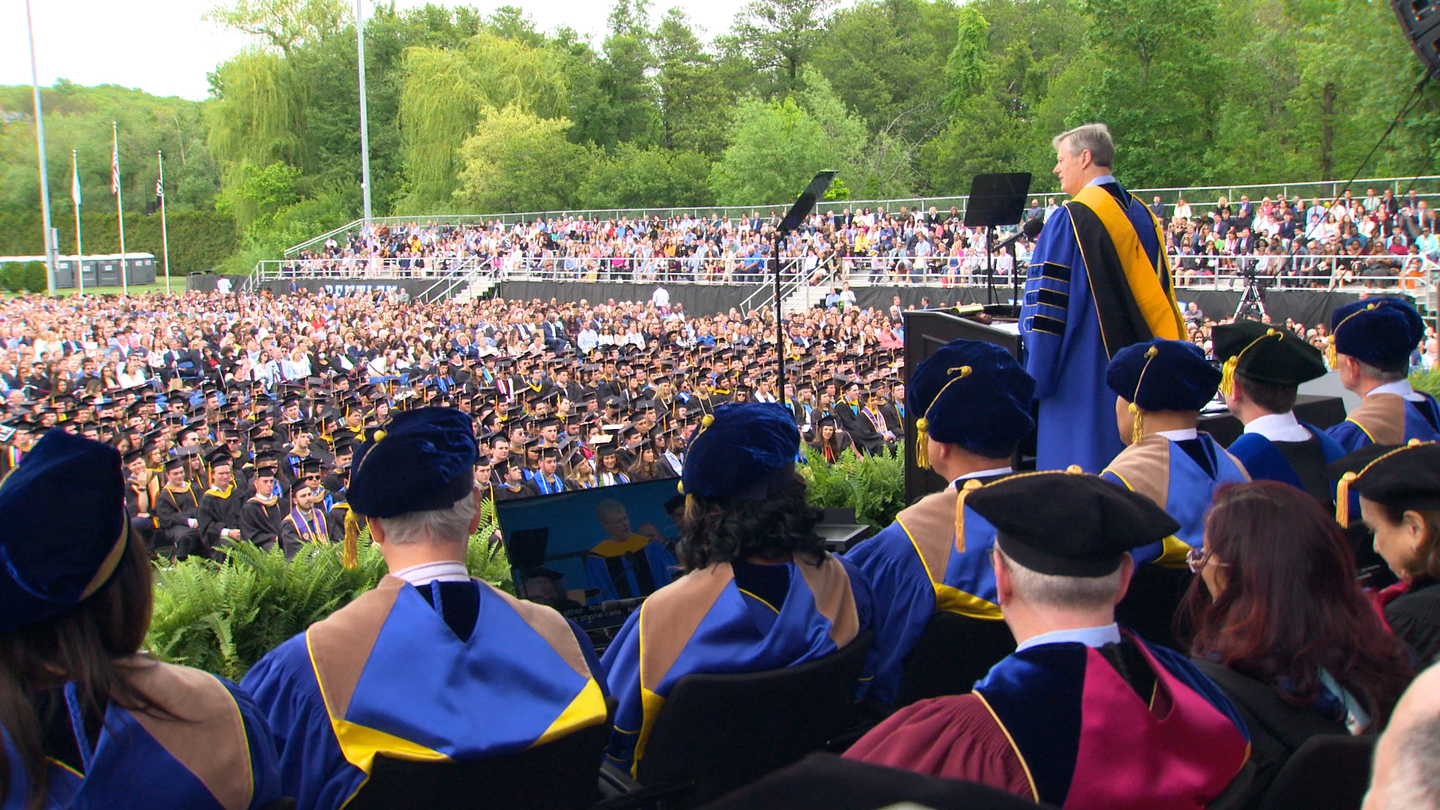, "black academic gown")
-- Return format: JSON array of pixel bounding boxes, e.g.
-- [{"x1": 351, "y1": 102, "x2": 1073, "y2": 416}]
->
[
  {"x1": 837, "y1": 401, "x2": 884, "y2": 455},
  {"x1": 198, "y1": 485, "x2": 244, "y2": 560},
  {"x1": 241, "y1": 496, "x2": 286, "y2": 552},
  {"x1": 153, "y1": 484, "x2": 203, "y2": 559}
]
